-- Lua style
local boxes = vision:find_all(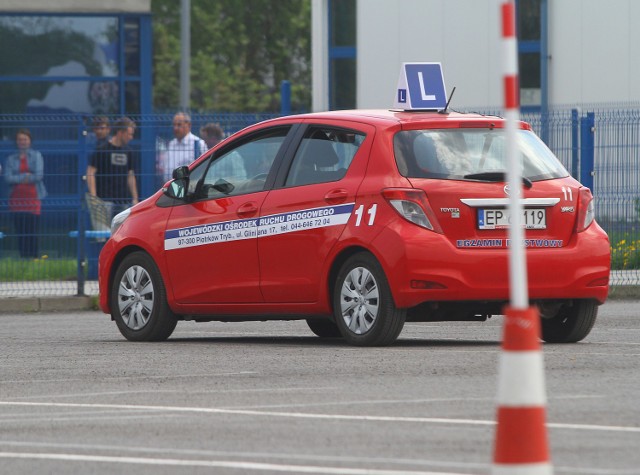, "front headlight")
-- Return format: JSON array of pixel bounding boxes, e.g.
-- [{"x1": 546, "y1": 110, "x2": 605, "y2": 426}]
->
[{"x1": 111, "y1": 207, "x2": 131, "y2": 235}]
